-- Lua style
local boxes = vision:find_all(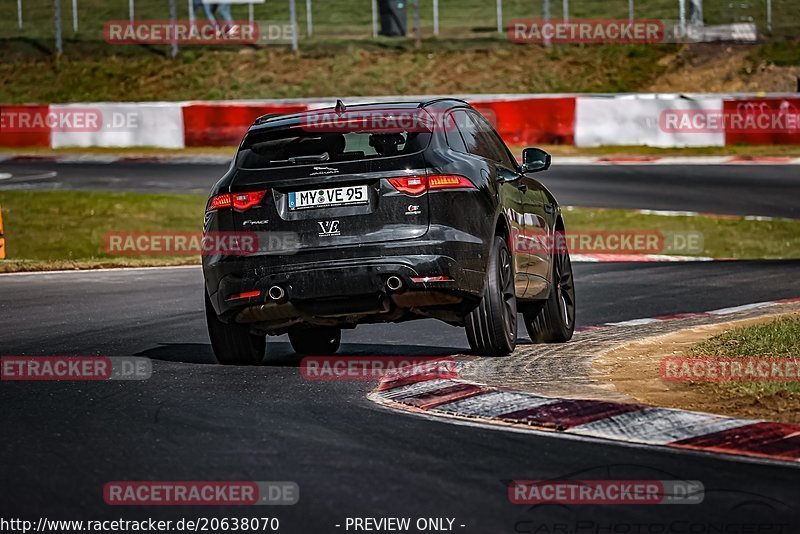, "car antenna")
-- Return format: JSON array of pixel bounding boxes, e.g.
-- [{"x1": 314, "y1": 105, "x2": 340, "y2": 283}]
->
[{"x1": 335, "y1": 99, "x2": 347, "y2": 116}]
